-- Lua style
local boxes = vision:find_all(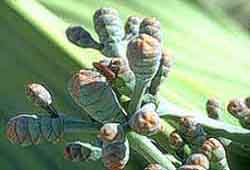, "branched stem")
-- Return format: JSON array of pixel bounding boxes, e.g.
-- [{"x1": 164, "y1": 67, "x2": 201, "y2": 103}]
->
[
  {"x1": 152, "y1": 120, "x2": 191, "y2": 159},
  {"x1": 127, "y1": 131, "x2": 176, "y2": 170},
  {"x1": 128, "y1": 80, "x2": 149, "y2": 115},
  {"x1": 63, "y1": 116, "x2": 102, "y2": 134}
]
